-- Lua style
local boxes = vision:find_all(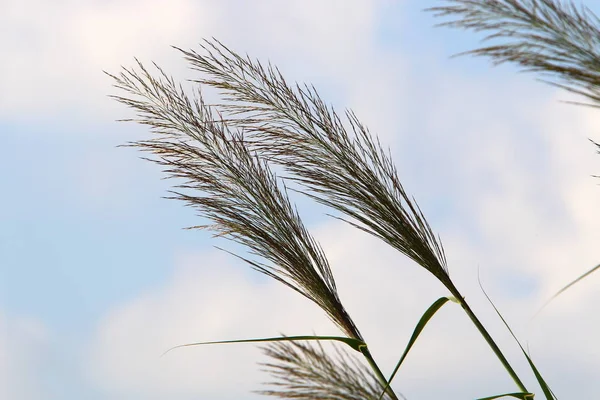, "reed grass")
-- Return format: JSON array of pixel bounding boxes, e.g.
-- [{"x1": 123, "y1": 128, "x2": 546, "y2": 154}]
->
[
  {"x1": 107, "y1": 42, "x2": 547, "y2": 400},
  {"x1": 428, "y1": 0, "x2": 600, "y2": 328},
  {"x1": 427, "y1": 0, "x2": 600, "y2": 108},
  {"x1": 109, "y1": 1, "x2": 599, "y2": 397}
]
